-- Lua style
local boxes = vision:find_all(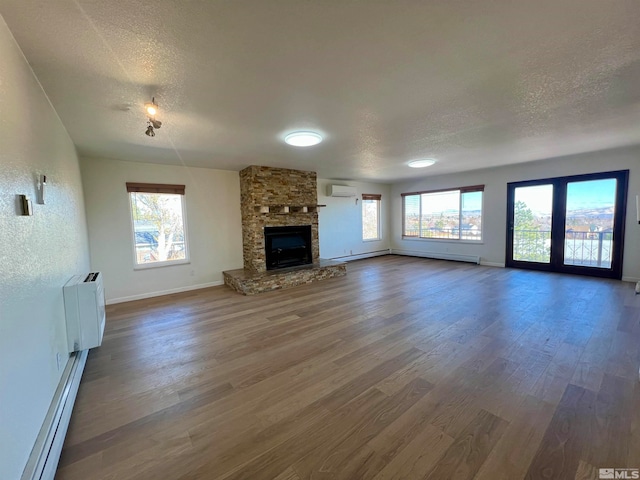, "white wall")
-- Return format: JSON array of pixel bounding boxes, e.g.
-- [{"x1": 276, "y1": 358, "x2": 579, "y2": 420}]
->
[
  {"x1": 317, "y1": 179, "x2": 391, "y2": 259},
  {"x1": 391, "y1": 146, "x2": 640, "y2": 281},
  {"x1": 0, "y1": 18, "x2": 91, "y2": 479},
  {"x1": 81, "y1": 158, "x2": 243, "y2": 303}
]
